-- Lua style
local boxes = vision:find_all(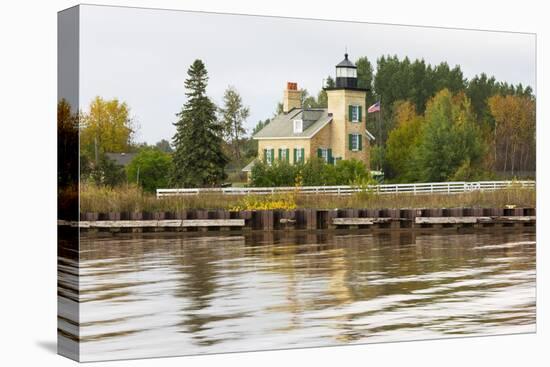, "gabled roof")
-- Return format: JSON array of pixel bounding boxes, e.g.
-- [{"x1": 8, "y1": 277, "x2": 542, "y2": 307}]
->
[{"x1": 253, "y1": 108, "x2": 332, "y2": 140}]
